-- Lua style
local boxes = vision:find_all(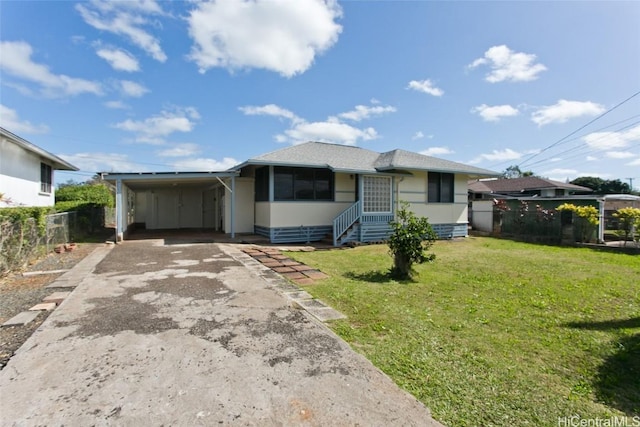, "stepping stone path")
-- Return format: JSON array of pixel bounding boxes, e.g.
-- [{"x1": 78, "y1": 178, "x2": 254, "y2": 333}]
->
[
  {"x1": 1, "y1": 291, "x2": 71, "y2": 328},
  {"x1": 242, "y1": 247, "x2": 329, "y2": 285},
  {"x1": 241, "y1": 246, "x2": 345, "y2": 322}
]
